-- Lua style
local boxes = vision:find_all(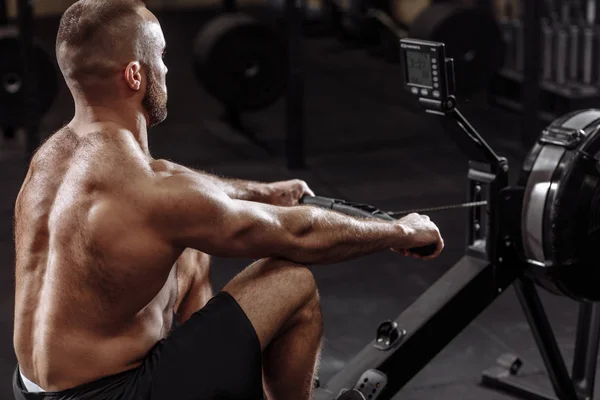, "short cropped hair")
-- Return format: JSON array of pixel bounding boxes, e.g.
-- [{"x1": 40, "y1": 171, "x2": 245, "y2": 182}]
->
[{"x1": 56, "y1": 0, "x2": 149, "y2": 89}]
